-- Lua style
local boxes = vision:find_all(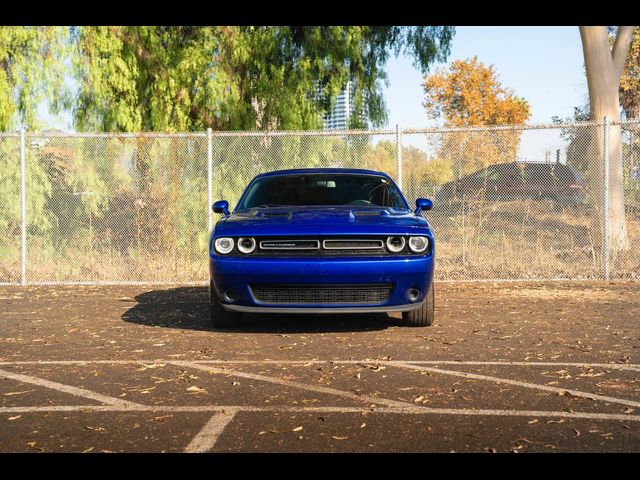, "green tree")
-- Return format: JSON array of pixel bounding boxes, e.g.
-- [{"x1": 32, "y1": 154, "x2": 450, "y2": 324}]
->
[
  {"x1": 0, "y1": 26, "x2": 71, "y2": 130},
  {"x1": 71, "y1": 26, "x2": 455, "y2": 132}
]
